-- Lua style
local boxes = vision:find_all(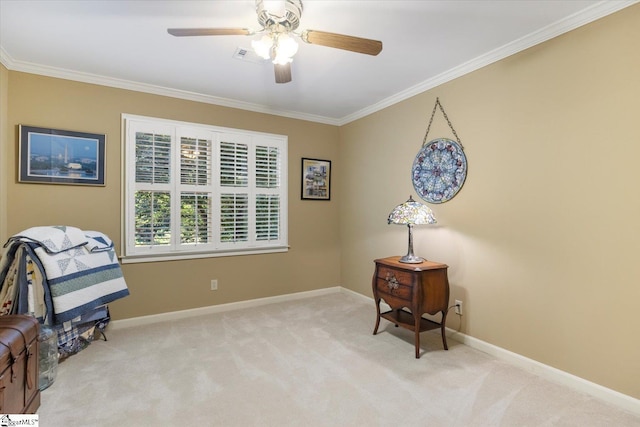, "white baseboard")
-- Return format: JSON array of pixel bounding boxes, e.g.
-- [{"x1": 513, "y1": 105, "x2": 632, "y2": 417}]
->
[
  {"x1": 447, "y1": 329, "x2": 640, "y2": 416},
  {"x1": 109, "y1": 286, "x2": 639, "y2": 416},
  {"x1": 341, "y1": 287, "x2": 640, "y2": 416},
  {"x1": 109, "y1": 286, "x2": 341, "y2": 330}
]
